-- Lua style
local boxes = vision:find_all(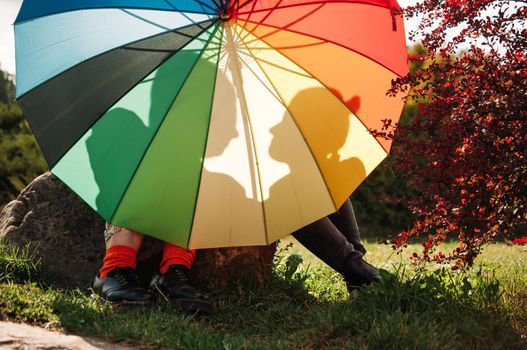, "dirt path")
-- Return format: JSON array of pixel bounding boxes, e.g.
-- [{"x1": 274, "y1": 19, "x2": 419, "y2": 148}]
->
[{"x1": 0, "y1": 321, "x2": 136, "y2": 349}]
